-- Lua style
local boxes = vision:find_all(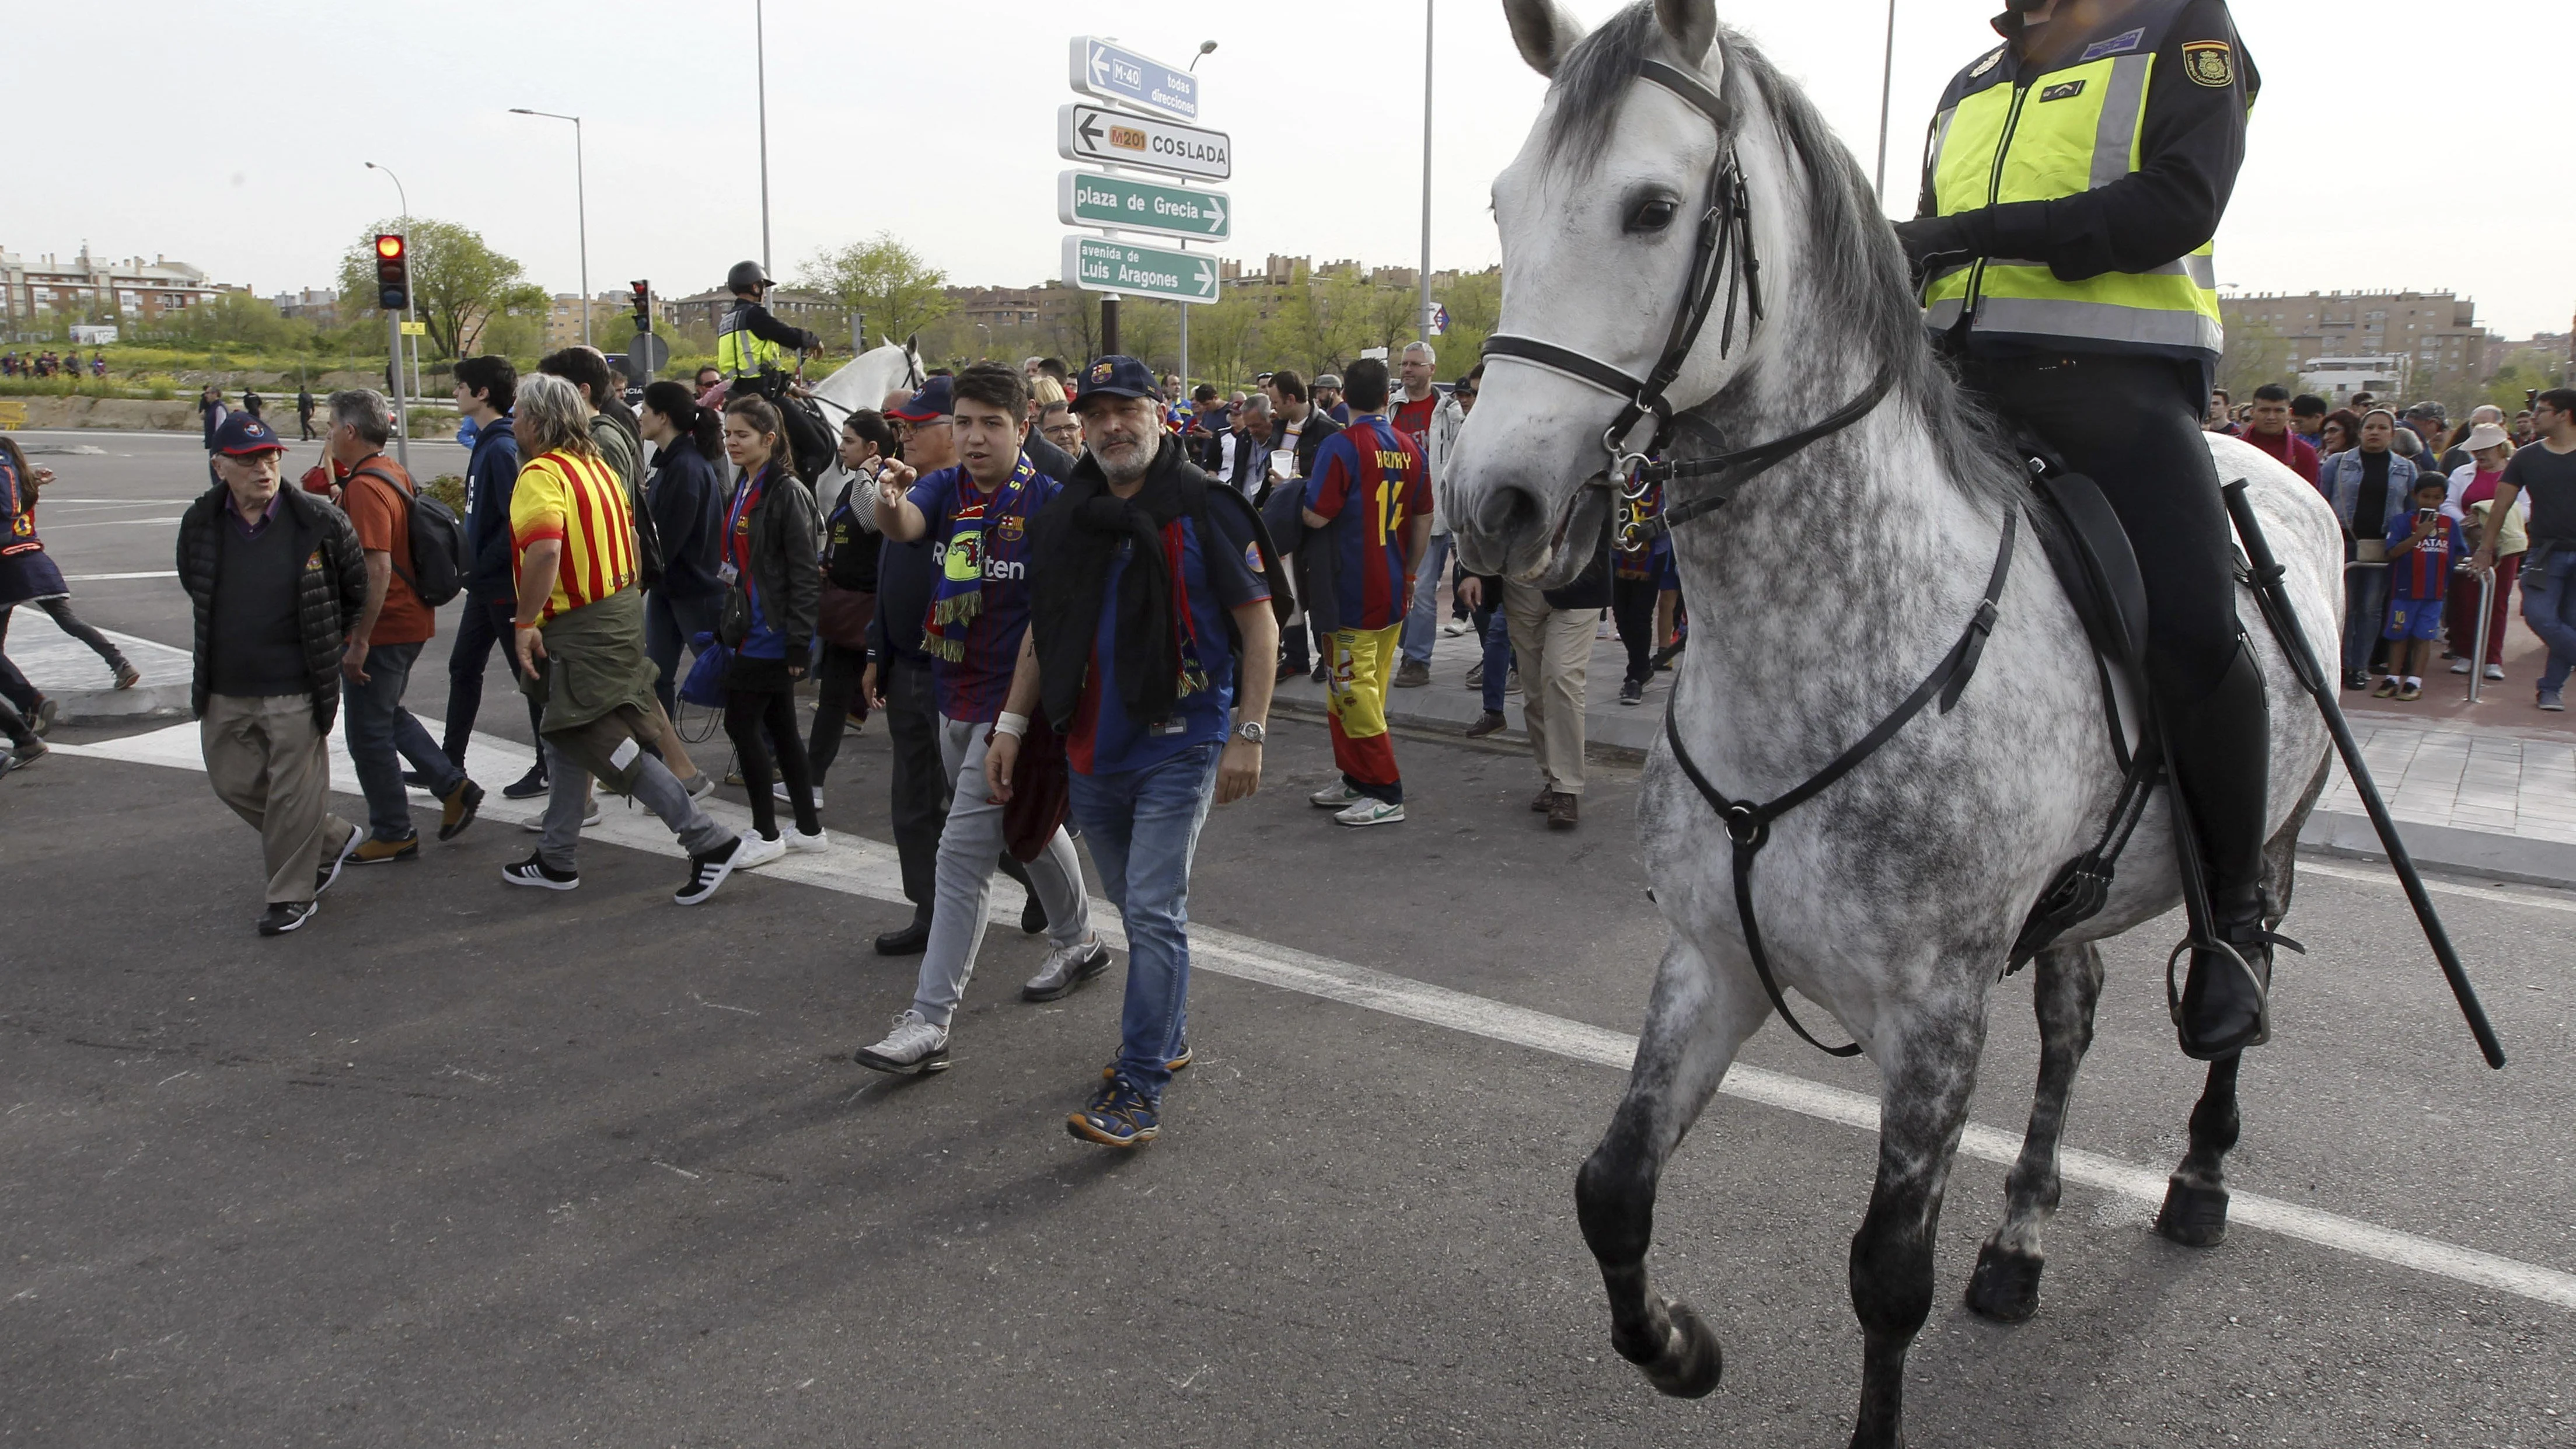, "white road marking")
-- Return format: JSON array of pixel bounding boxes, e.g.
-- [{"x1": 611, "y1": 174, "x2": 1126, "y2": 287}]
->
[
  {"x1": 61, "y1": 571, "x2": 179, "y2": 582},
  {"x1": 48, "y1": 721, "x2": 2576, "y2": 1314},
  {"x1": 38, "y1": 516, "x2": 184, "y2": 529},
  {"x1": 2300, "y1": 857, "x2": 2576, "y2": 917}
]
